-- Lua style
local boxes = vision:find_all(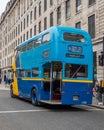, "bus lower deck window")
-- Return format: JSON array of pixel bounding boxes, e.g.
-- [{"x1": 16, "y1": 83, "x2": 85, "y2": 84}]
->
[{"x1": 65, "y1": 64, "x2": 88, "y2": 78}]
